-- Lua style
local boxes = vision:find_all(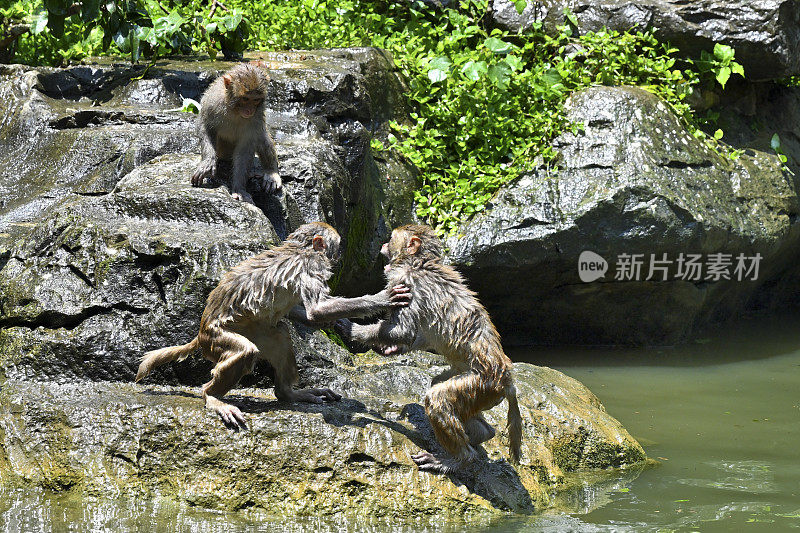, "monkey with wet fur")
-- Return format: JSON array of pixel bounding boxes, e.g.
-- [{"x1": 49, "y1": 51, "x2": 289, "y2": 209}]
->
[
  {"x1": 136, "y1": 222, "x2": 411, "y2": 429},
  {"x1": 191, "y1": 63, "x2": 281, "y2": 203},
  {"x1": 336, "y1": 224, "x2": 522, "y2": 473}
]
